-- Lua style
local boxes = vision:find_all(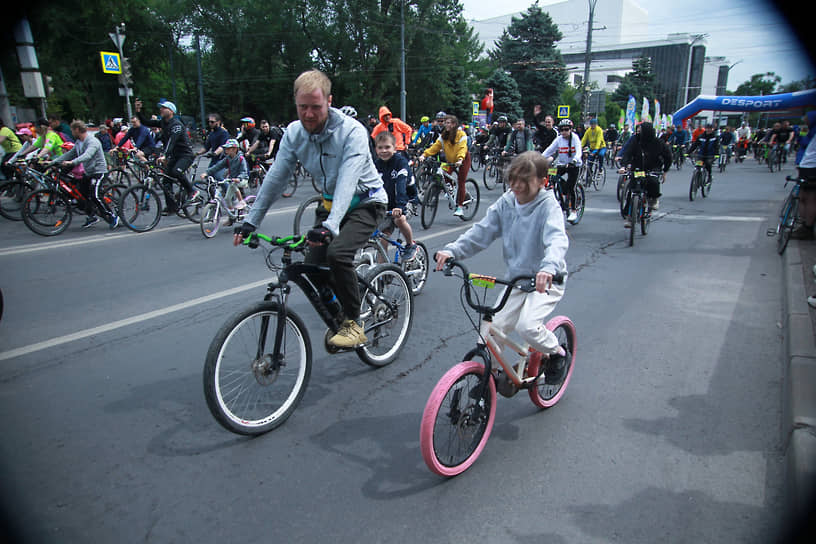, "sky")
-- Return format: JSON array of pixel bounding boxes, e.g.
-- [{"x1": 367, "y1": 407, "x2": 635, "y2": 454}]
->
[{"x1": 460, "y1": 0, "x2": 815, "y2": 91}]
